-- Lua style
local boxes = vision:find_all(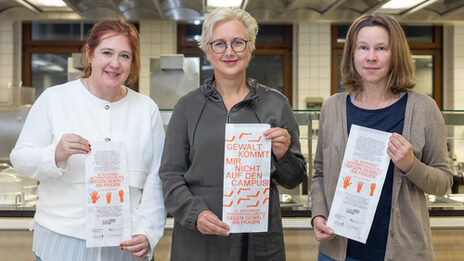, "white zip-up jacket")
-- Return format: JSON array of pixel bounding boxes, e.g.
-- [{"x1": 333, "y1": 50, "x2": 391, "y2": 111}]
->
[{"x1": 10, "y1": 79, "x2": 166, "y2": 258}]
